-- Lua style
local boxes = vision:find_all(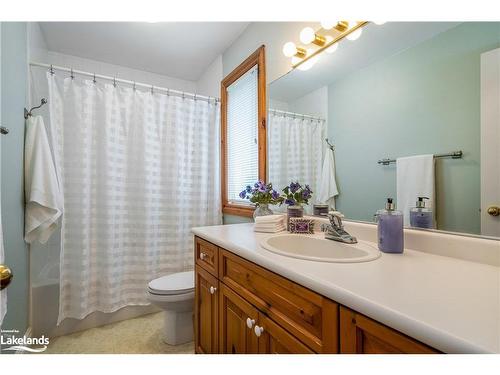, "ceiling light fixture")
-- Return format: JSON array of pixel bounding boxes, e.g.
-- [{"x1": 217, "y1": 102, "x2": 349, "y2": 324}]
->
[
  {"x1": 299, "y1": 27, "x2": 327, "y2": 46},
  {"x1": 290, "y1": 21, "x2": 369, "y2": 70},
  {"x1": 325, "y1": 41, "x2": 339, "y2": 54},
  {"x1": 282, "y1": 42, "x2": 307, "y2": 58},
  {"x1": 320, "y1": 21, "x2": 336, "y2": 30},
  {"x1": 334, "y1": 21, "x2": 349, "y2": 32}
]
